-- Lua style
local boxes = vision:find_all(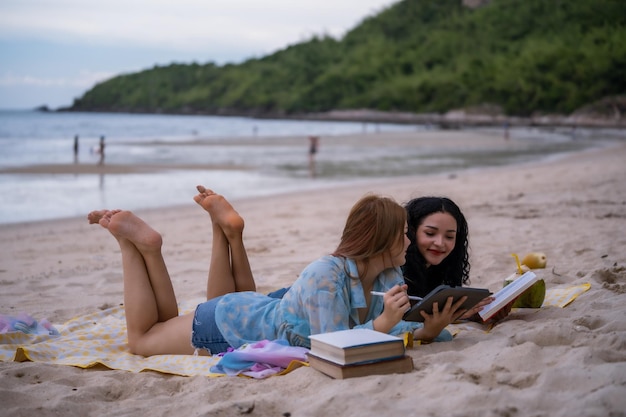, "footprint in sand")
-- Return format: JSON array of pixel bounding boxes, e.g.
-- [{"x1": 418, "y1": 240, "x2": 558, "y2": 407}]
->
[{"x1": 592, "y1": 266, "x2": 626, "y2": 294}]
